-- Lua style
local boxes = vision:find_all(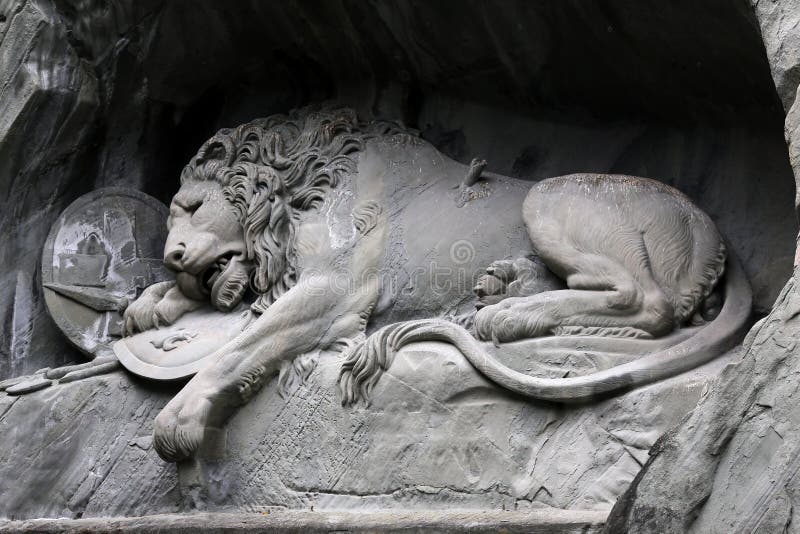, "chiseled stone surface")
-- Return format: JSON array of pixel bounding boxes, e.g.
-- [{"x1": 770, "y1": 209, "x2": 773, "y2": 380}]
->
[
  {"x1": 0, "y1": 0, "x2": 100, "y2": 378},
  {"x1": 0, "y1": 1, "x2": 797, "y2": 531},
  {"x1": 0, "y1": 509, "x2": 607, "y2": 534},
  {"x1": 0, "y1": 372, "x2": 178, "y2": 520},
  {"x1": 4, "y1": 375, "x2": 51, "y2": 395},
  {"x1": 41, "y1": 188, "x2": 172, "y2": 358},
  {"x1": 605, "y1": 274, "x2": 800, "y2": 533},
  {"x1": 753, "y1": 0, "x2": 800, "y2": 219},
  {"x1": 0, "y1": 0, "x2": 796, "y2": 382},
  {"x1": 116, "y1": 108, "x2": 750, "y2": 465},
  {"x1": 0, "y1": 340, "x2": 734, "y2": 520},
  {"x1": 604, "y1": 1, "x2": 800, "y2": 531}
]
